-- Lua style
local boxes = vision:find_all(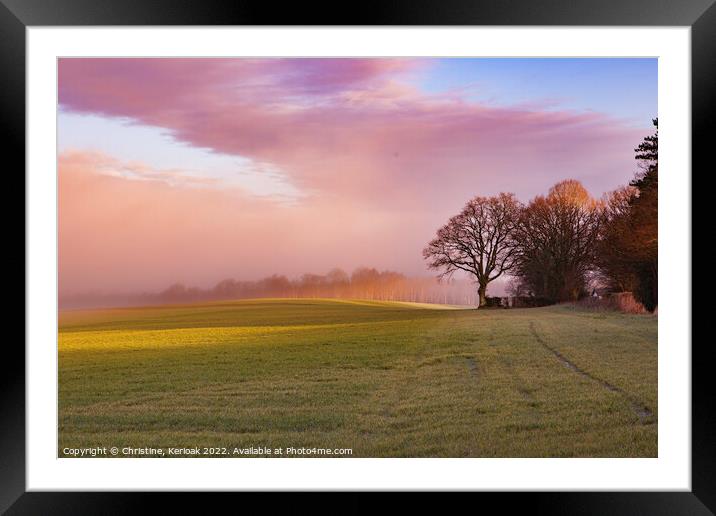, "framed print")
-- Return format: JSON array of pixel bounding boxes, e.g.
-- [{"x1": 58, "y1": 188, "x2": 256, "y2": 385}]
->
[{"x1": 5, "y1": 0, "x2": 712, "y2": 512}]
